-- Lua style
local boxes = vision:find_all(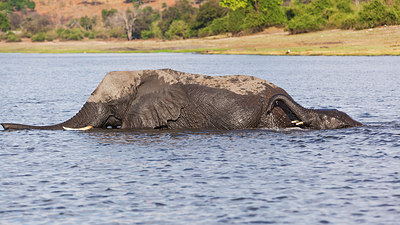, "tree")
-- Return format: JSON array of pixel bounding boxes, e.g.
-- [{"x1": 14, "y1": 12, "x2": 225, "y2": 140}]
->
[
  {"x1": 219, "y1": 0, "x2": 249, "y2": 11},
  {"x1": 0, "y1": 0, "x2": 36, "y2": 12},
  {"x1": 120, "y1": 8, "x2": 140, "y2": 40},
  {"x1": 79, "y1": 15, "x2": 97, "y2": 30},
  {"x1": 159, "y1": 0, "x2": 197, "y2": 36},
  {"x1": 166, "y1": 20, "x2": 190, "y2": 39},
  {"x1": 102, "y1": 8, "x2": 117, "y2": 22},
  {"x1": 194, "y1": 0, "x2": 227, "y2": 29},
  {"x1": 0, "y1": 12, "x2": 11, "y2": 32}
]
